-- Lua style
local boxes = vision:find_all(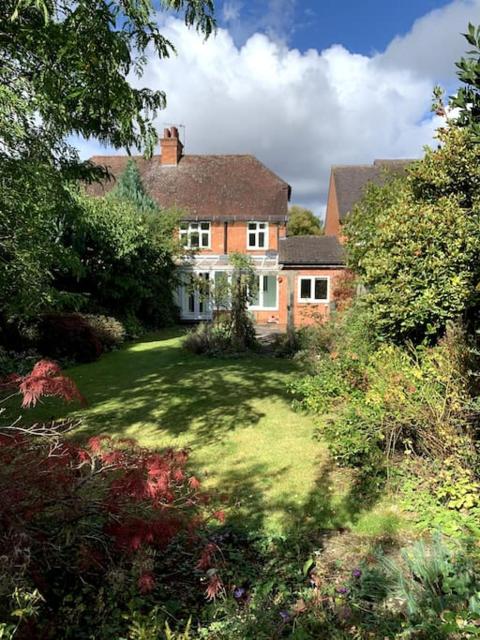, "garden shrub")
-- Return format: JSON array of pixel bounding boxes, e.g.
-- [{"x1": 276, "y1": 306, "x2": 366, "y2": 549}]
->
[
  {"x1": 292, "y1": 317, "x2": 478, "y2": 479},
  {"x1": 183, "y1": 322, "x2": 231, "y2": 356},
  {"x1": 398, "y1": 444, "x2": 480, "y2": 538},
  {"x1": 80, "y1": 313, "x2": 126, "y2": 350},
  {"x1": 0, "y1": 361, "x2": 225, "y2": 638},
  {"x1": 344, "y1": 536, "x2": 480, "y2": 639},
  {"x1": 345, "y1": 126, "x2": 480, "y2": 344},
  {"x1": 37, "y1": 312, "x2": 103, "y2": 363},
  {"x1": 0, "y1": 347, "x2": 40, "y2": 378}
]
